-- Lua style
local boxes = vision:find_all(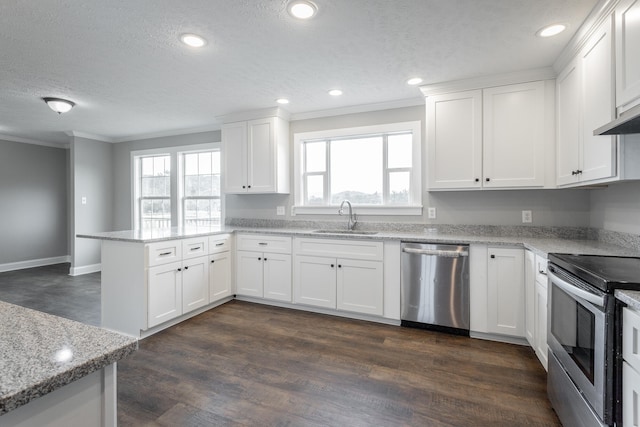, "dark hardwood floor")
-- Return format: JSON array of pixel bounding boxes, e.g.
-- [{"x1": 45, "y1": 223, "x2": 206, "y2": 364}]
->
[
  {"x1": 118, "y1": 301, "x2": 561, "y2": 427},
  {"x1": 0, "y1": 264, "x2": 560, "y2": 426}
]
